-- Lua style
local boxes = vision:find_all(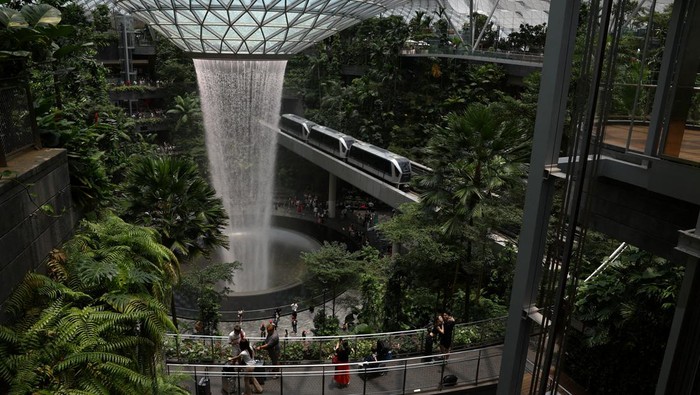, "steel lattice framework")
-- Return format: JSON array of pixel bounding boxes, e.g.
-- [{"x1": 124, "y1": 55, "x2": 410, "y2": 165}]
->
[{"x1": 113, "y1": 0, "x2": 409, "y2": 55}]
